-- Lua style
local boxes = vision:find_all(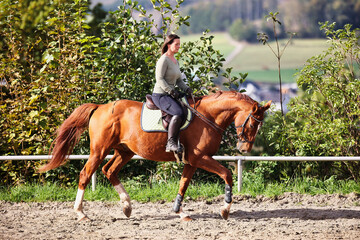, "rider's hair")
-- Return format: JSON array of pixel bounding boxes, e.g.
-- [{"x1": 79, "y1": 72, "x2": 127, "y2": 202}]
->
[{"x1": 161, "y1": 34, "x2": 180, "y2": 55}]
